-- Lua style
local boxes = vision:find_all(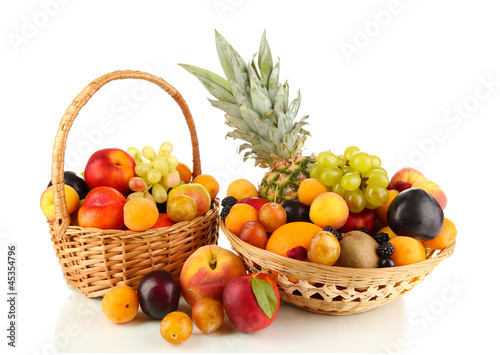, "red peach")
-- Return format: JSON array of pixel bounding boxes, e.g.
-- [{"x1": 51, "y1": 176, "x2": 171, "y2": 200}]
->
[
  {"x1": 411, "y1": 180, "x2": 447, "y2": 209},
  {"x1": 78, "y1": 186, "x2": 127, "y2": 229},
  {"x1": 390, "y1": 167, "x2": 427, "y2": 186}
]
